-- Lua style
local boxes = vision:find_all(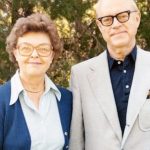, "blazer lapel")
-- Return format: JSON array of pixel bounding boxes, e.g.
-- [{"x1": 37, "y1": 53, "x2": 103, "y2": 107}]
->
[
  {"x1": 121, "y1": 49, "x2": 150, "y2": 148},
  {"x1": 56, "y1": 87, "x2": 72, "y2": 150},
  {"x1": 87, "y1": 51, "x2": 122, "y2": 142}
]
